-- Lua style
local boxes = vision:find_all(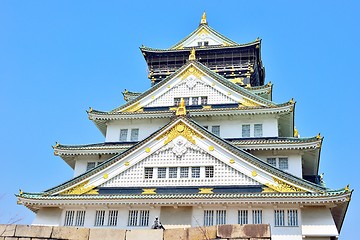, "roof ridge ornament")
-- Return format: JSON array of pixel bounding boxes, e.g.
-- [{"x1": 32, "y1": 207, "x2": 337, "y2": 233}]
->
[
  {"x1": 189, "y1": 48, "x2": 196, "y2": 61},
  {"x1": 200, "y1": 12, "x2": 207, "y2": 25},
  {"x1": 176, "y1": 98, "x2": 187, "y2": 116}
]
